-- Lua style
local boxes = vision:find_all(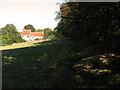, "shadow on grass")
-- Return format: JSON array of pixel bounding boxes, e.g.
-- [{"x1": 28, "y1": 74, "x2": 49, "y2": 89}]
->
[
  {"x1": 2, "y1": 39, "x2": 120, "y2": 88},
  {"x1": 2, "y1": 39, "x2": 75, "y2": 88}
]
